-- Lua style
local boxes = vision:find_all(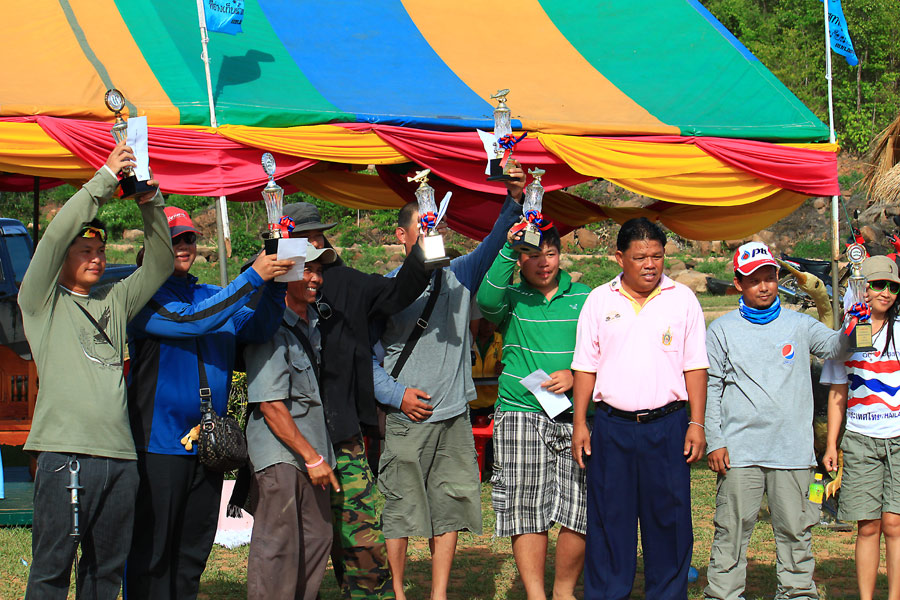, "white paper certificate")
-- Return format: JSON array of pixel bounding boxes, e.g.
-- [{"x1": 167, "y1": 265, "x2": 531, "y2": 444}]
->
[
  {"x1": 519, "y1": 369, "x2": 572, "y2": 419},
  {"x1": 126, "y1": 116, "x2": 151, "y2": 182},
  {"x1": 275, "y1": 237, "x2": 307, "y2": 282}
]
